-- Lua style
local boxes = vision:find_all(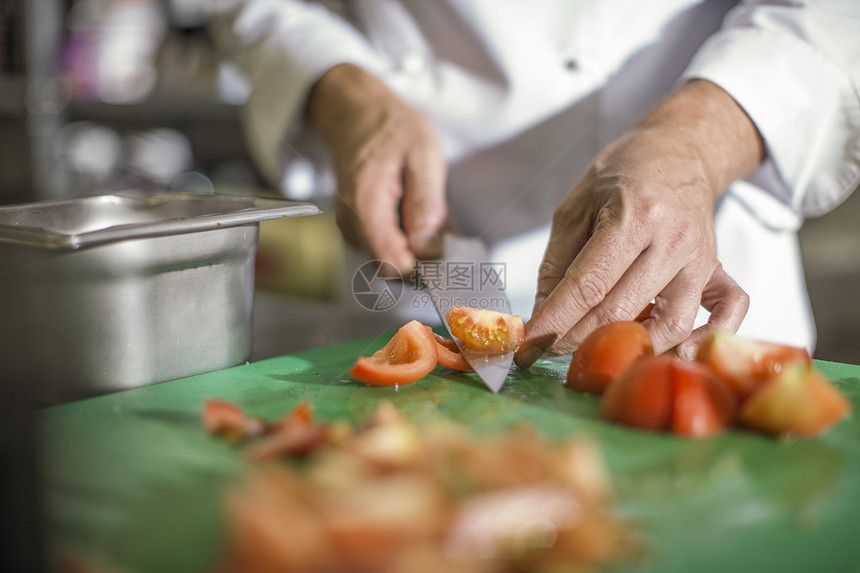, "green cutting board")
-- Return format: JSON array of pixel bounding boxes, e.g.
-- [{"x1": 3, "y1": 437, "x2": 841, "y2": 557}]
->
[{"x1": 42, "y1": 332, "x2": 860, "y2": 573}]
